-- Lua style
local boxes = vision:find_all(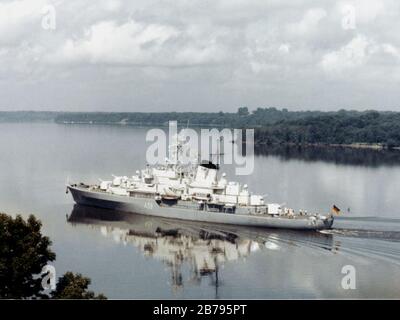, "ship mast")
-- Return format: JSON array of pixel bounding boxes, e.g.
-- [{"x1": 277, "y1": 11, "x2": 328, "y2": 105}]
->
[{"x1": 209, "y1": 136, "x2": 223, "y2": 170}]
